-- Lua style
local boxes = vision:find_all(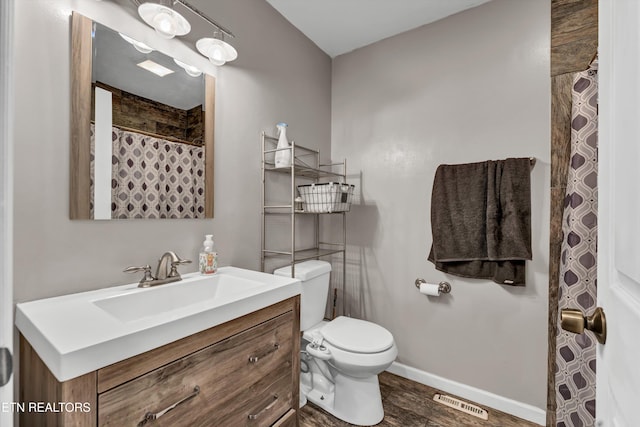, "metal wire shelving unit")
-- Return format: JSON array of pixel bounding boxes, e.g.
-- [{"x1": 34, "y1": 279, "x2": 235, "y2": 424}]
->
[{"x1": 260, "y1": 132, "x2": 347, "y2": 317}]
